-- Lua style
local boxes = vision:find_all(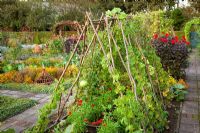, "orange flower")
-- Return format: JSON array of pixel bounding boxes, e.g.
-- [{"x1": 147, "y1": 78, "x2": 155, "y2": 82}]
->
[
  {"x1": 77, "y1": 99, "x2": 83, "y2": 106},
  {"x1": 67, "y1": 111, "x2": 72, "y2": 116},
  {"x1": 103, "y1": 123, "x2": 107, "y2": 126},
  {"x1": 178, "y1": 79, "x2": 189, "y2": 89},
  {"x1": 91, "y1": 104, "x2": 95, "y2": 108},
  {"x1": 84, "y1": 118, "x2": 88, "y2": 123}
]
